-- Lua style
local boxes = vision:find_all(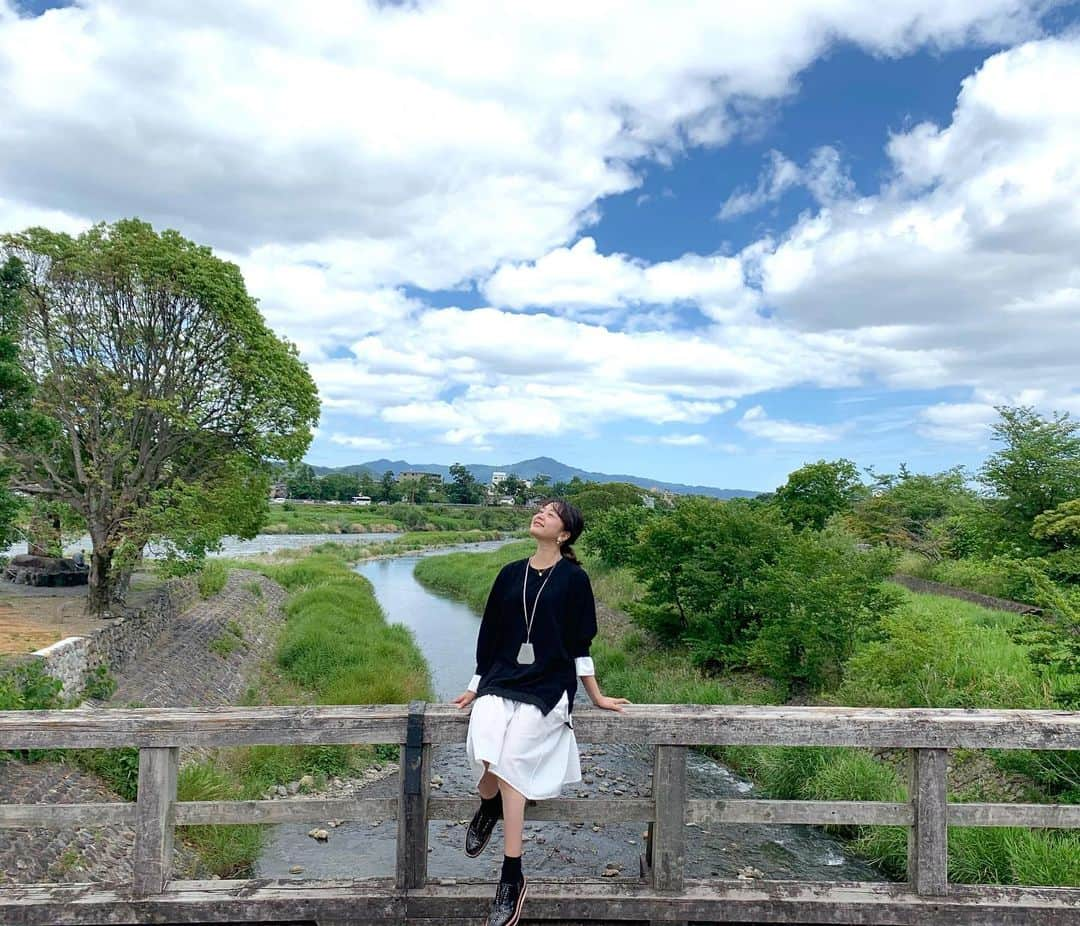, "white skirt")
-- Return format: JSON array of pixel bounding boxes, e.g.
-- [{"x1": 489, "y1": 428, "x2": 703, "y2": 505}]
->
[{"x1": 466, "y1": 690, "x2": 582, "y2": 801}]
